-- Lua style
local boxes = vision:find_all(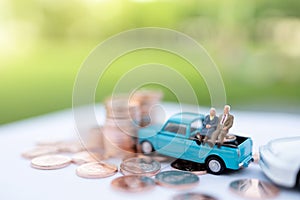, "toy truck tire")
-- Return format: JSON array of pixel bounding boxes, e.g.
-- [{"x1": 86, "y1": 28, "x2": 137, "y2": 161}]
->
[
  {"x1": 205, "y1": 156, "x2": 225, "y2": 175},
  {"x1": 297, "y1": 170, "x2": 300, "y2": 188},
  {"x1": 141, "y1": 141, "x2": 154, "y2": 154}
]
